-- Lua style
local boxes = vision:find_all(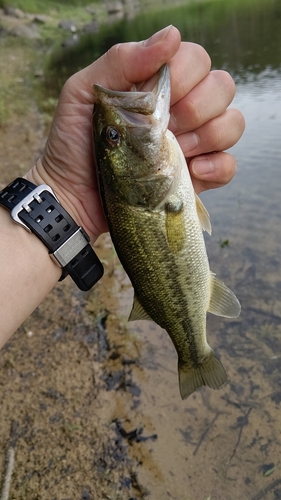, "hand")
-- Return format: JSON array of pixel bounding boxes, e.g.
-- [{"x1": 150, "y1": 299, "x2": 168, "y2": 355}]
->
[
  {"x1": 26, "y1": 26, "x2": 245, "y2": 241},
  {"x1": 168, "y1": 44, "x2": 245, "y2": 194}
]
